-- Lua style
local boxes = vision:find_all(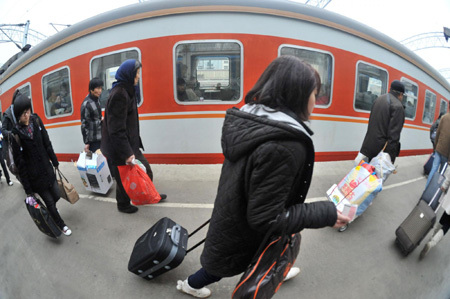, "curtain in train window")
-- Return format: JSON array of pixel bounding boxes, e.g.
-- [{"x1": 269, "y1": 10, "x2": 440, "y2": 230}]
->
[
  {"x1": 401, "y1": 80, "x2": 418, "y2": 120},
  {"x1": 422, "y1": 91, "x2": 436, "y2": 124},
  {"x1": 90, "y1": 49, "x2": 140, "y2": 108},
  {"x1": 174, "y1": 41, "x2": 242, "y2": 103},
  {"x1": 280, "y1": 47, "x2": 333, "y2": 106},
  {"x1": 354, "y1": 63, "x2": 388, "y2": 111},
  {"x1": 439, "y1": 99, "x2": 448, "y2": 116},
  {"x1": 42, "y1": 67, "x2": 73, "y2": 118}
]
